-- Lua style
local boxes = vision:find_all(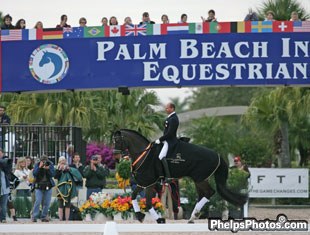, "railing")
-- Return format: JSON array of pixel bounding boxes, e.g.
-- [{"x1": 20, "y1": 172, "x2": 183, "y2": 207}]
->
[{"x1": 0, "y1": 124, "x2": 84, "y2": 164}]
